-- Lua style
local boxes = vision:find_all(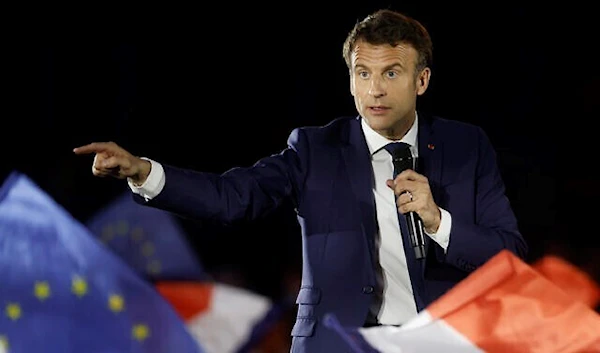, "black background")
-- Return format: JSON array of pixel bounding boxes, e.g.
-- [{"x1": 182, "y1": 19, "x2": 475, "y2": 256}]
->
[{"x1": 5, "y1": 2, "x2": 600, "y2": 299}]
